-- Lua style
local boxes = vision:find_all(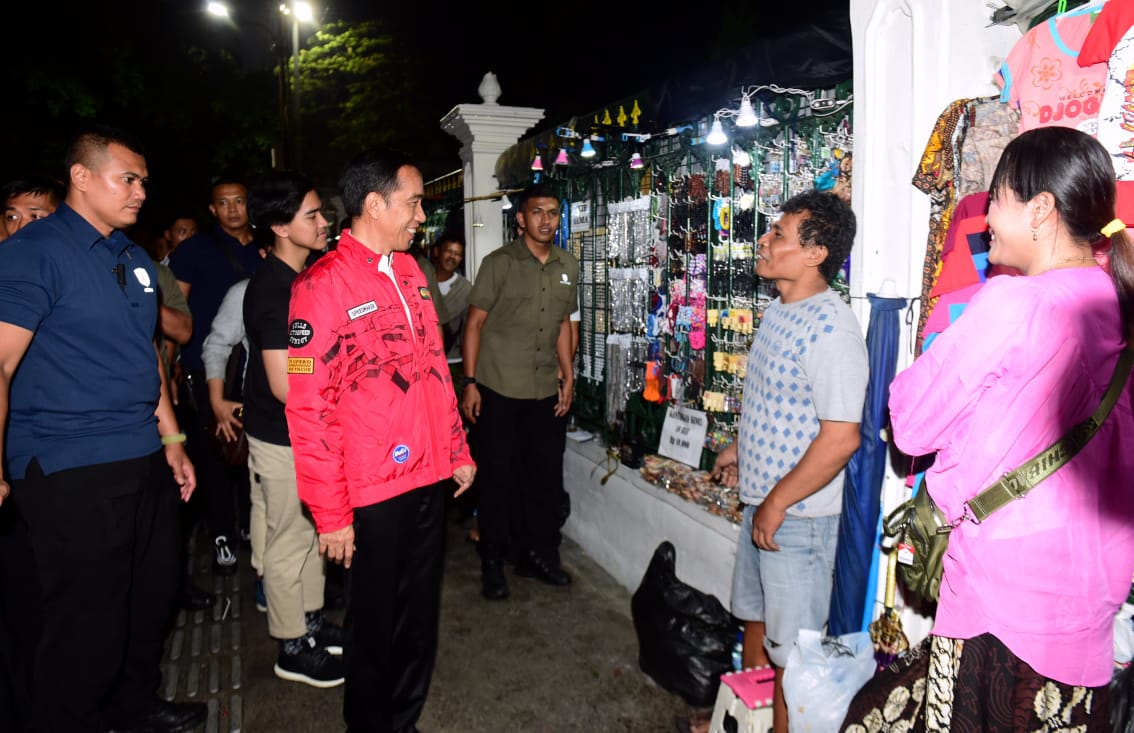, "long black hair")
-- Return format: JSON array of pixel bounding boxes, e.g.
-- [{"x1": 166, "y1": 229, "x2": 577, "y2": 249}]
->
[{"x1": 990, "y1": 126, "x2": 1134, "y2": 339}]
